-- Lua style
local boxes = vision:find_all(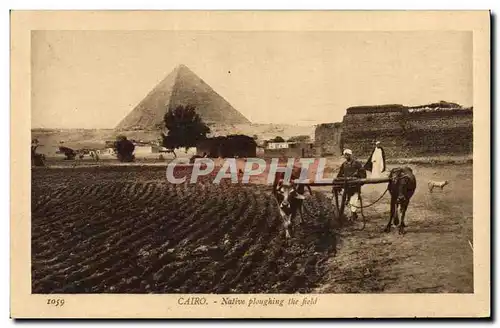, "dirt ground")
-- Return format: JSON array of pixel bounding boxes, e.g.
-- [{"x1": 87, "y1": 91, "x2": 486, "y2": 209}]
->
[
  {"x1": 314, "y1": 163, "x2": 473, "y2": 293},
  {"x1": 30, "y1": 162, "x2": 473, "y2": 293}
]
